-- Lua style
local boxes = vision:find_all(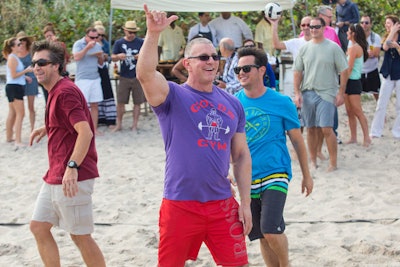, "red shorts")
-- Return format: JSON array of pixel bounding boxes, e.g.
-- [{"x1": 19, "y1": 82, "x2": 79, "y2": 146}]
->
[{"x1": 158, "y1": 197, "x2": 248, "y2": 267}]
